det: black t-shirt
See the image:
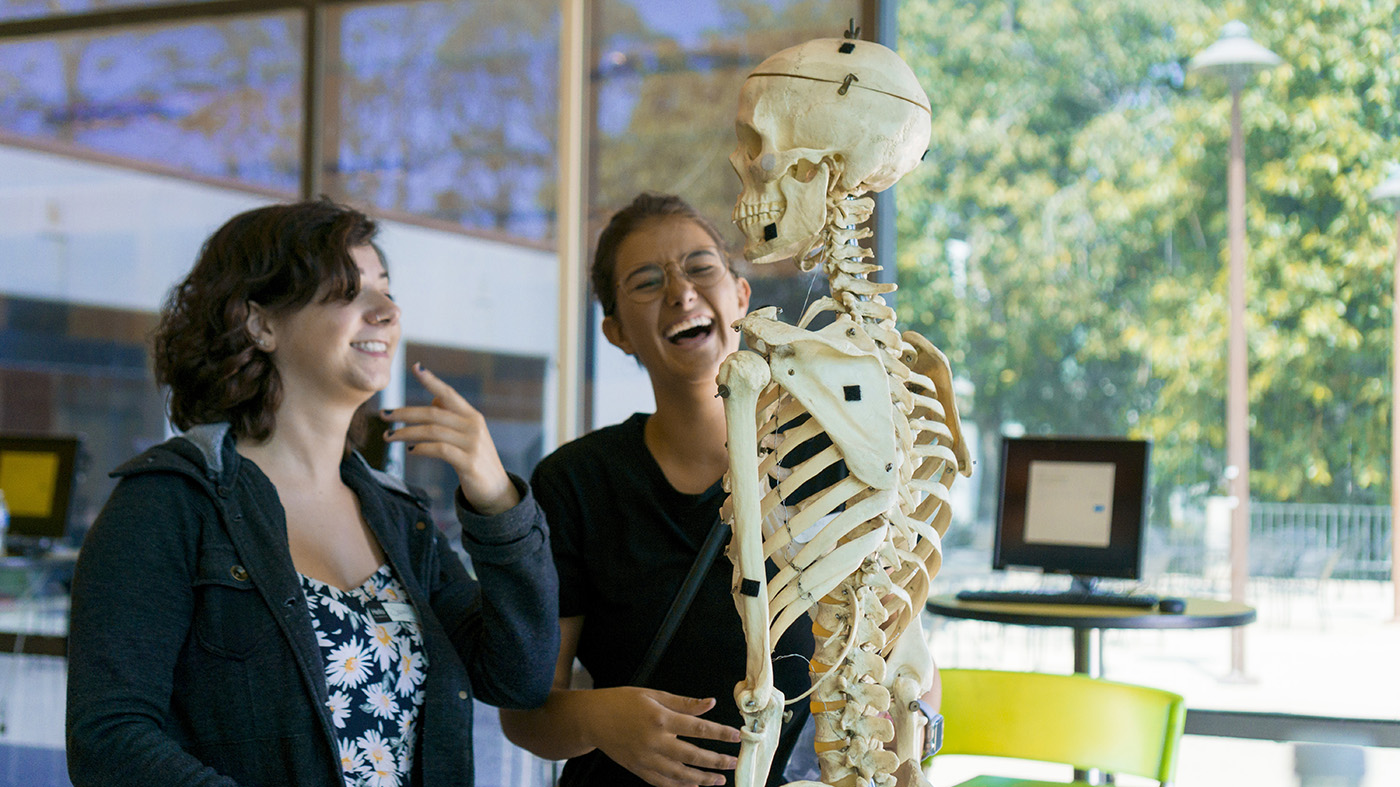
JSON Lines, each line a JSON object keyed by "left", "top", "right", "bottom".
{"left": 531, "top": 413, "right": 815, "bottom": 787}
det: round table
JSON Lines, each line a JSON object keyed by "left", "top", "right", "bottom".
{"left": 925, "top": 594, "right": 1256, "bottom": 677}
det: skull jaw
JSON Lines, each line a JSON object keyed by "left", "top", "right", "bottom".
{"left": 738, "top": 160, "right": 831, "bottom": 266}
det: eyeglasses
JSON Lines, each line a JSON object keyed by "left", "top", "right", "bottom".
{"left": 616, "top": 249, "right": 729, "bottom": 304}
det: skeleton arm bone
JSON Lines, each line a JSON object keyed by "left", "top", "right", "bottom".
{"left": 886, "top": 620, "right": 933, "bottom": 765}
{"left": 903, "top": 332, "right": 972, "bottom": 476}
{"left": 718, "top": 350, "right": 776, "bottom": 714}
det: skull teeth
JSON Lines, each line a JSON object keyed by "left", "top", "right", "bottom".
{"left": 734, "top": 201, "right": 782, "bottom": 233}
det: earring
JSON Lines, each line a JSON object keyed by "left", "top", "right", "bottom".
{"left": 255, "top": 338, "right": 268, "bottom": 349}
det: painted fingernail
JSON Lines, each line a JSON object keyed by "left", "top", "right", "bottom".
{"left": 380, "top": 409, "right": 393, "bottom": 417}
{"left": 383, "top": 429, "right": 394, "bottom": 439}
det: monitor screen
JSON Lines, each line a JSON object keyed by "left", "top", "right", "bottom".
{"left": 0, "top": 434, "right": 80, "bottom": 545}
{"left": 993, "top": 435, "right": 1150, "bottom": 585}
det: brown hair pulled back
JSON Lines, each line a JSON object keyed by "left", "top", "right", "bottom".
{"left": 153, "top": 198, "right": 378, "bottom": 440}
{"left": 591, "top": 192, "right": 732, "bottom": 317}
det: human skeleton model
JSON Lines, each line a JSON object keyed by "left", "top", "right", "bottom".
{"left": 716, "top": 37, "right": 971, "bottom": 787}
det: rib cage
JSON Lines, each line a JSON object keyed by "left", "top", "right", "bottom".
{"left": 737, "top": 334, "right": 964, "bottom": 662}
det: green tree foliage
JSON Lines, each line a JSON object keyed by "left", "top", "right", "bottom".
{"left": 896, "top": 0, "right": 1400, "bottom": 514}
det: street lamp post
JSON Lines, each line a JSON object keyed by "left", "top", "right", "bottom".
{"left": 1372, "top": 163, "right": 1400, "bottom": 622}
{"left": 1189, "top": 21, "right": 1280, "bottom": 678}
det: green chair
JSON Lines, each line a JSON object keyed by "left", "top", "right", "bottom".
{"left": 934, "top": 668, "right": 1186, "bottom": 787}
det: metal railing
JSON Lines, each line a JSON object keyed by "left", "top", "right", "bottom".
{"left": 1151, "top": 502, "right": 1393, "bottom": 582}
{"left": 1249, "top": 502, "right": 1391, "bottom": 580}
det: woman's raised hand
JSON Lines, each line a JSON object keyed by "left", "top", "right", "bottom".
{"left": 382, "top": 363, "right": 520, "bottom": 515}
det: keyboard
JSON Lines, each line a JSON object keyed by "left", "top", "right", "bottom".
{"left": 955, "top": 589, "right": 1158, "bottom": 608}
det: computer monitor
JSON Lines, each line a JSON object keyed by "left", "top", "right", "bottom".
{"left": 0, "top": 434, "right": 80, "bottom": 549}
{"left": 993, "top": 435, "right": 1151, "bottom": 593}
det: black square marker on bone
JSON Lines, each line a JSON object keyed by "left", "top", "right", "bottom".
{"left": 839, "top": 42, "right": 855, "bottom": 54}
{"left": 740, "top": 578, "right": 761, "bottom": 597}
{"left": 844, "top": 385, "right": 861, "bottom": 402}
{"left": 763, "top": 223, "right": 778, "bottom": 241}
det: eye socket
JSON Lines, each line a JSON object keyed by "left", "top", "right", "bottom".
{"left": 735, "top": 121, "right": 763, "bottom": 159}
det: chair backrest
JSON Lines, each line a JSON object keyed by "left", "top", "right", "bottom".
{"left": 938, "top": 668, "right": 1186, "bottom": 784}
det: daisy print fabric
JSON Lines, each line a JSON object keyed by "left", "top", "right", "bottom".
{"left": 301, "top": 564, "right": 428, "bottom": 787}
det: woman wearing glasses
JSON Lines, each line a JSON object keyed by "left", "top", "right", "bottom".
{"left": 500, "top": 193, "right": 815, "bottom": 787}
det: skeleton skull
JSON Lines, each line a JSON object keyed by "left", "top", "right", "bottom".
{"left": 730, "top": 38, "right": 932, "bottom": 265}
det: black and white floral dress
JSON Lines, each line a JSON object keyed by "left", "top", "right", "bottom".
{"left": 301, "top": 564, "right": 429, "bottom": 787}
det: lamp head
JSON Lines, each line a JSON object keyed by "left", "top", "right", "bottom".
{"left": 1188, "top": 20, "right": 1281, "bottom": 91}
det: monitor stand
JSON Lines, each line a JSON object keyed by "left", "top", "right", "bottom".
{"left": 1067, "top": 575, "right": 1155, "bottom": 605}
{"left": 1068, "top": 575, "right": 1100, "bottom": 595}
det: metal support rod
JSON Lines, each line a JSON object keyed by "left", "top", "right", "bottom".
{"left": 1393, "top": 210, "right": 1400, "bottom": 622}
{"left": 1071, "top": 627, "right": 1107, "bottom": 784}
{"left": 1227, "top": 85, "right": 1250, "bottom": 677}
{"left": 1072, "top": 627, "right": 1102, "bottom": 678}
{"left": 299, "top": 3, "right": 325, "bottom": 200}
{"left": 869, "top": 0, "right": 897, "bottom": 308}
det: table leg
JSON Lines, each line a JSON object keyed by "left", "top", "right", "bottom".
{"left": 1072, "top": 627, "right": 1108, "bottom": 784}
{"left": 1072, "top": 627, "right": 1103, "bottom": 678}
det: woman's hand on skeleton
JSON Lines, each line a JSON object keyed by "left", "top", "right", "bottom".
{"left": 587, "top": 686, "right": 741, "bottom": 787}
{"left": 381, "top": 363, "right": 520, "bottom": 515}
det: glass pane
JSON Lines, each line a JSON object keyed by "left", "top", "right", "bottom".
{"left": 899, "top": 0, "right": 1400, "bottom": 738}
{"left": 585, "top": 0, "right": 864, "bottom": 427}
{"left": 397, "top": 344, "right": 547, "bottom": 534}
{"left": 328, "top": 1, "right": 558, "bottom": 241}
{"left": 0, "top": 13, "right": 302, "bottom": 194}
{"left": 590, "top": 0, "right": 862, "bottom": 235}
{"left": 0, "top": 0, "right": 222, "bottom": 22}
{"left": 0, "top": 296, "right": 166, "bottom": 544}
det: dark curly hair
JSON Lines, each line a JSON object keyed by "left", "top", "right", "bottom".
{"left": 591, "top": 192, "right": 733, "bottom": 317}
{"left": 153, "top": 198, "right": 379, "bottom": 440}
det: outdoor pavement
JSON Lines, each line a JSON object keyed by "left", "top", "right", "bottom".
{"left": 925, "top": 573, "right": 1400, "bottom": 787}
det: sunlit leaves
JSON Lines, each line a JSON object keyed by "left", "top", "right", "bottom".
{"left": 897, "top": 0, "right": 1400, "bottom": 509}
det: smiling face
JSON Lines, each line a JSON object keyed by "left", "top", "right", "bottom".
{"left": 601, "top": 216, "right": 751, "bottom": 392}
{"left": 251, "top": 244, "right": 401, "bottom": 411}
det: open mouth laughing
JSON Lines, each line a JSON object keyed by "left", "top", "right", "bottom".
{"left": 664, "top": 316, "right": 715, "bottom": 344}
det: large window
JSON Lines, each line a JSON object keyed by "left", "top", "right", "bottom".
{"left": 897, "top": 1, "right": 1400, "bottom": 784}
{"left": 0, "top": 13, "right": 304, "bottom": 194}
{"left": 16, "top": 0, "right": 1389, "bottom": 784}
{"left": 327, "top": 2, "right": 558, "bottom": 241}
